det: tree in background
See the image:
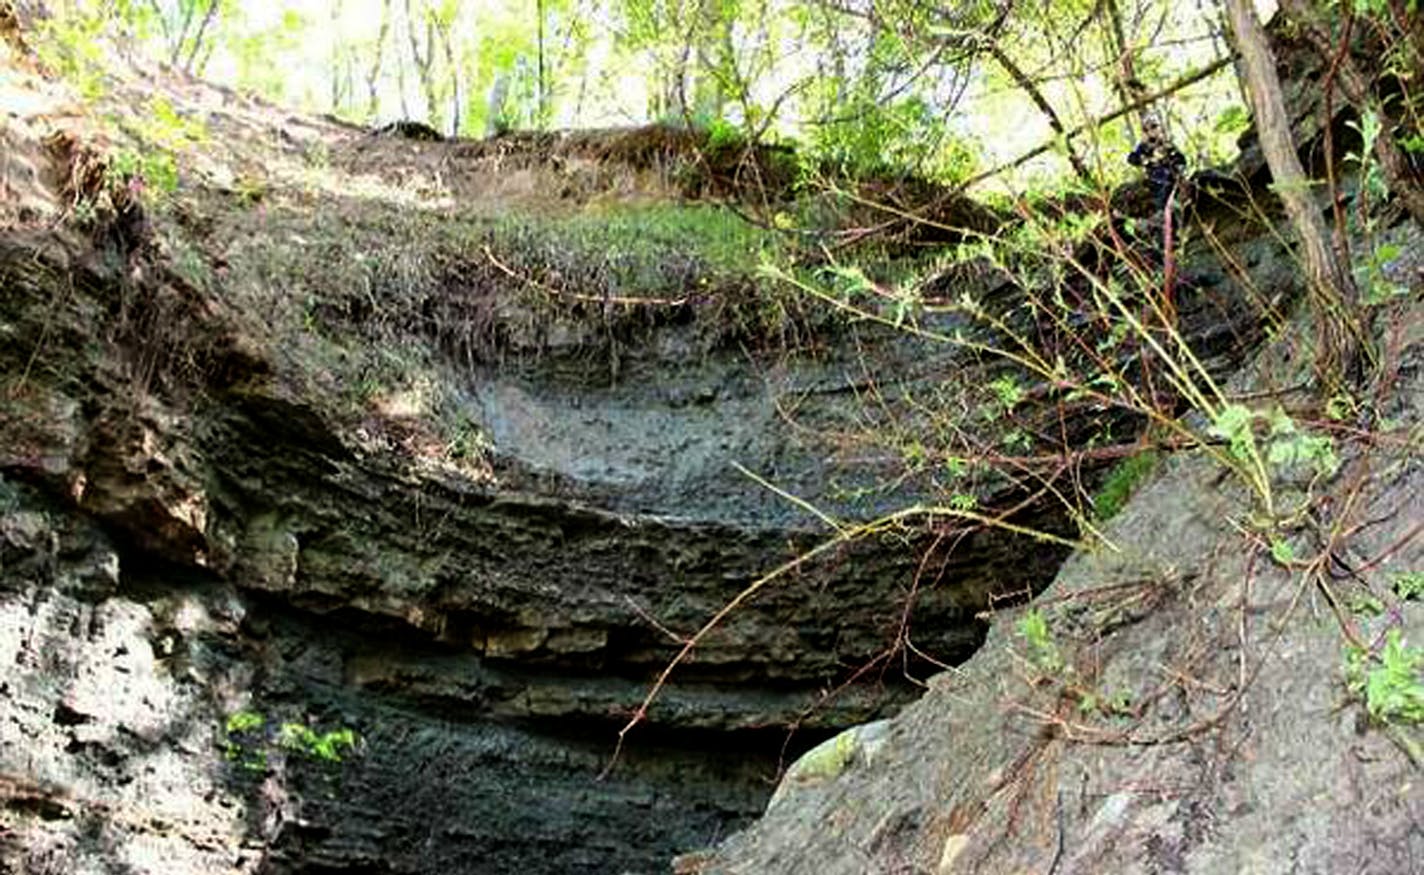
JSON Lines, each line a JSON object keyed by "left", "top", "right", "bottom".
{"left": 147, "top": 0, "right": 226, "bottom": 72}
{"left": 1223, "top": 0, "right": 1361, "bottom": 388}
{"left": 21, "top": 0, "right": 1419, "bottom": 243}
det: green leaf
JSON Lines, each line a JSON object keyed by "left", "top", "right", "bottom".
{"left": 1347, "top": 594, "right": 1385, "bottom": 617}
{"left": 1374, "top": 243, "right": 1401, "bottom": 263}
{"left": 225, "top": 710, "right": 264, "bottom": 734}
{"left": 1364, "top": 631, "right": 1424, "bottom": 725}
{"left": 1394, "top": 572, "right": 1424, "bottom": 601}
{"left": 1269, "top": 538, "right": 1295, "bottom": 566}
{"left": 989, "top": 375, "right": 1025, "bottom": 411}
{"left": 1209, "top": 404, "right": 1257, "bottom": 461}
{"left": 1267, "top": 431, "right": 1339, "bottom": 478}
{"left": 949, "top": 492, "right": 977, "bottom": 512}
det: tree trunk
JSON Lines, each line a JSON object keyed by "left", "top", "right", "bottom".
{"left": 486, "top": 70, "right": 508, "bottom": 135}
{"left": 366, "top": 0, "right": 391, "bottom": 119}
{"left": 536, "top": 0, "right": 547, "bottom": 125}
{"left": 436, "top": 16, "right": 459, "bottom": 135}
{"left": 419, "top": 15, "right": 440, "bottom": 128}
{"left": 329, "top": 0, "right": 344, "bottom": 112}
{"left": 1099, "top": 0, "right": 1141, "bottom": 140}
{"left": 168, "top": 0, "right": 196, "bottom": 67}
{"left": 1223, "top": 0, "right": 1360, "bottom": 389}
{"left": 180, "top": 0, "right": 219, "bottom": 72}
{"left": 404, "top": 0, "right": 441, "bottom": 129}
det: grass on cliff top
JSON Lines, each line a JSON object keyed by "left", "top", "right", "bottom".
{"left": 550, "top": 202, "right": 778, "bottom": 276}
{"left": 208, "top": 195, "right": 810, "bottom": 354}
{"left": 49, "top": 57, "right": 938, "bottom": 366}
{"left": 43, "top": 67, "right": 944, "bottom": 467}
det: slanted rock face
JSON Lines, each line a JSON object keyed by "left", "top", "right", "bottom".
{"left": 0, "top": 225, "right": 1036, "bottom": 872}
{"left": 0, "top": 269, "right": 1071, "bottom": 871}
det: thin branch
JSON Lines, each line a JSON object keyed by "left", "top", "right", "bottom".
{"left": 603, "top": 505, "right": 1087, "bottom": 776}
{"left": 181, "top": 0, "right": 220, "bottom": 73}
{"left": 960, "top": 55, "right": 1233, "bottom": 191}
{"left": 985, "top": 41, "right": 1094, "bottom": 186}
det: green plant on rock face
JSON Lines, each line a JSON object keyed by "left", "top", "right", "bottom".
{"left": 1092, "top": 451, "right": 1159, "bottom": 522}
{"left": 1209, "top": 403, "right": 1267, "bottom": 467}
{"left": 223, "top": 709, "right": 268, "bottom": 772}
{"left": 1264, "top": 410, "right": 1339, "bottom": 478}
{"left": 1269, "top": 537, "right": 1298, "bottom": 567}
{"left": 1394, "top": 572, "right": 1424, "bottom": 601}
{"left": 135, "top": 96, "right": 209, "bottom": 149}
{"left": 1206, "top": 404, "right": 1339, "bottom": 522}
{"left": 445, "top": 415, "right": 493, "bottom": 464}
{"left": 225, "top": 710, "right": 264, "bottom": 734}
{"left": 1339, "top": 108, "right": 1413, "bottom": 307}
{"left": 988, "top": 375, "right": 1025, "bottom": 413}
{"left": 1014, "top": 607, "right": 1138, "bottom": 721}
{"left": 1344, "top": 629, "right": 1424, "bottom": 727}
{"left": 1076, "top": 687, "right": 1134, "bottom": 718}
{"left": 1360, "top": 242, "right": 1410, "bottom": 305}
{"left": 222, "top": 710, "right": 359, "bottom": 769}
{"left": 278, "top": 723, "right": 358, "bottom": 763}
{"left": 107, "top": 148, "right": 179, "bottom": 198}
{"left": 1345, "top": 110, "right": 1389, "bottom": 204}
{"left": 1017, "top": 608, "right": 1063, "bottom": 675}
{"left": 1346, "top": 591, "right": 1385, "bottom": 617}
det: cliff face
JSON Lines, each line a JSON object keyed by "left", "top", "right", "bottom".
{"left": 0, "top": 52, "right": 1068, "bottom": 873}
{"left": 0, "top": 20, "right": 1388, "bottom": 875}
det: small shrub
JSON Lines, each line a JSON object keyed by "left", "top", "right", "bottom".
{"left": 704, "top": 117, "right": 744, "bottom": 154}
{"left": 278, "top": 723, "right": 359, "bottom": 762}
{"left": 1393, "top": 572, "right": 1423, "bottom": 601}
{"left": 1344, "top": 629, "right": 1424, "bottom": 727}
{"left": 1017, "top": 608, "right": 1063, "bottom": 675}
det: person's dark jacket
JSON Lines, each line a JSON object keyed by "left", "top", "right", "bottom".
{"left": 1128, "top": 138, "right": 1186, "bottom": 209}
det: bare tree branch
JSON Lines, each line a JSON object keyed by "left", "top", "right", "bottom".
{"left": 959, "top": 55, "right": 1232, "bottom": 191}
{"left": 984, "top": 41, "right": 1094, "bottom": 186}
